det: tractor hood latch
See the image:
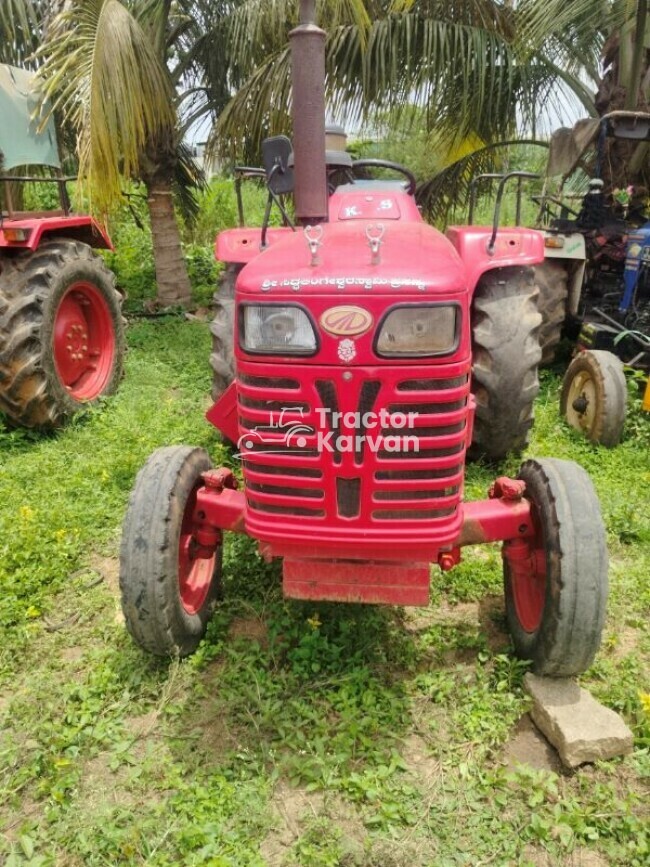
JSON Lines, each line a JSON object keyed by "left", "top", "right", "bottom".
{"left": 304, "top": 224, "right": 323, "bottom": 267}
{"left": 366, "top": 223, "right": 385, "bottom": 265}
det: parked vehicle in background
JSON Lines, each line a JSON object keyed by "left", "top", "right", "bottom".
{"left": 0, "top": 64, "right": 124, "bottom": 430}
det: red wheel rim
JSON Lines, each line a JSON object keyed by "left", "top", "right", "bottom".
{"left": 511, "top": 507, "right": 546, "bottom": 633}
{"left": 178, "top": 484, "right": 218, "bottom": 615}
{"left": 53, "top": 282, "right": 116, "bottom": 400}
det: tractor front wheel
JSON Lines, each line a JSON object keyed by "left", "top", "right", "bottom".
{"left": 119, "top": 446, "right": 222, "bottom": 657}
{"left": 560, "top": 349, "right": 627, "bottom": 447}
{"left": 504, "top": 458, "right": 608, "bottom": 677}
{"left": 0, "top": 239, "right": 124, "bottom": 429}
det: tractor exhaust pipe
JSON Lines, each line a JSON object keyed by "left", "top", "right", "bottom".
{"left": 290, "top": 0, "right": 329, "bottom": 225}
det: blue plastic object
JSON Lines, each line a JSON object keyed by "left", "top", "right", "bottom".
{"left": 621, "top": 221, "right": 650, "bottom": 312}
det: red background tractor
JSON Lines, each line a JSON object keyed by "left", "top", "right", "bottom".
{"left": 0, "top": 64, "right": 124, "bottom": 430}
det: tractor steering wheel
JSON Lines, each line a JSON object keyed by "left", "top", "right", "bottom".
{"left": 352, "top": 159, "right": 417, "bottom": 196}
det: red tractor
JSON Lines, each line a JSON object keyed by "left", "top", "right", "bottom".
{"left": 0, "top": 64, "right": 124, "bottom": 429}
{"left": 119, "top": 3, "right": 608, "bottom": 678}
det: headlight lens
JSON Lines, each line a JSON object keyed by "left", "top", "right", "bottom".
{"left": 241, "top": 305, "right": 317, "bottom": 354}
{"left": 376, "top": 305, "right": 458, "bottom": 357}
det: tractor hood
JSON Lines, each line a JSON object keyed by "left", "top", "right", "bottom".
{"left": 237, "top": 221, "right": 466, "bottom": 297}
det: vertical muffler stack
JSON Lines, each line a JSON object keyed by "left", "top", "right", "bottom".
{"left": 290, "top": 0, "right": 329, "bottom": 225}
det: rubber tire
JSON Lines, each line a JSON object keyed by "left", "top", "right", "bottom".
{"left": 210, "top": 263, "right": 240, "bottom": 402}
{"left": 534, "top": 260, "right": 569, "bottom": 365}
{"left": 560, "top": 350, "right": 627, "bottom": 447}
{"left": 505, "top": 458, "right": 608, "bottom": 677}
{"left": 0, "top": 238, "right": 125, "bottom": 429}
{"left": 470, "top": 267, "right": 542, "bottom": 461}
{"left": 119, "top": 446, "right": 222, "bottom": 657}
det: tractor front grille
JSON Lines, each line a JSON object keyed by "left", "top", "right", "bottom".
{"left": 238, "top": 362, "right": 471, "bottom": 532}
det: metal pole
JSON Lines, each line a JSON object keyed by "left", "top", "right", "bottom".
{"left": 290, "top": 0, "right": 329, "bottom": 225}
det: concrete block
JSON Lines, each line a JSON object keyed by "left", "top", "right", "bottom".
{"left": 523, "top": 673, "right": 634, "bottom": 768}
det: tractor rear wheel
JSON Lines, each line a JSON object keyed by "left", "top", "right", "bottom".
{"left": 119, "top": 446, "right": 222, "bottom": 657}
{"left": 534, "top": 260, "right": 569, "bottom": 365}
{"left": 0, "top": 239, "right": 124, "bottom": 429}
{"left": 210, "top": 264, "right": 240, "bottom": 401}
{"left": 470, "top": 266, "right": 542, "bottom": 461}
{"left": 504, "top": 458, "right": 608, "bottom": 676}
{"left": 560, "top": 350, "right": 627, "bottom": 447}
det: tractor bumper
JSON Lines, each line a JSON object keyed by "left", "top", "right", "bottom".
{"left": 194, "top": 469, "right": 535, "bottom": 607}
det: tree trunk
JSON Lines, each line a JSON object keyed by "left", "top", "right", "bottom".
{"left": 146, "top": 179, "right": 192, "bottom": 306}
{"left": 594, "top": 12, "right": 650, "bottom": 193}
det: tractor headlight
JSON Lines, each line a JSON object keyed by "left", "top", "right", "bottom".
{"left": 240, "top": 305, "right": 318, "bottom": 355}
{"left": 375, "top": 305, "right": 459, "bottom": 357}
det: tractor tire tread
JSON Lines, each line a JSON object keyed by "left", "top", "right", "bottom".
{"left": 534, "top": 260, "right": 569, "bottom": 365}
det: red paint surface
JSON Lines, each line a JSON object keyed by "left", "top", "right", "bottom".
{"left": 215, "top": 227, "right": 294, "bottom": 264}
{"left": 53, "top": 281, "right": 116, "bottom": 400}
{"left": 0, "top": 215, "right": 112, "bottom": 251}
{"left": 445, "top": 225, "right": 545, "bottom": 292}
{"left": 283, "top": 558, "right": 430, "bottom": 605}
{"left": 178, "top": 482, "right": 219, "bottom": 615}
{"left": 237, "top": 220, "right": 465, "bottom": 298}
{"left": 205, "top": 382, "right": 239, "bottom": 442}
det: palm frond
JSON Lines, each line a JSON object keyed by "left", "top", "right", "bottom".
{"left": 417, "top": 139, "right": 549, "bottom": 225}
{"left": 0, "top": 0, "right": 40, "bottom": 65}
{"left": 37, "top": 0, "right": 176, "bottom": 211}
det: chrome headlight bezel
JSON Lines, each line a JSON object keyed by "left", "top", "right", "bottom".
{"left": 239, "top": 303, "right": 319, "bottom": 356}
{"left": 374, "top": 303, "right": 461, "bottom": 358}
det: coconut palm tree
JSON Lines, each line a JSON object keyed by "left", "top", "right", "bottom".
{"left": 37, "top": 0, "right": 206, "bottom": 305}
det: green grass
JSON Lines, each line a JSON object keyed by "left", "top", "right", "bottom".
{"left": 0, "top": 323, "right": 649, "bottom": 866}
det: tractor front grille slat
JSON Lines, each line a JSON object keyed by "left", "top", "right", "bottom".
{"left": 244, "top": 460, "right": 322, "bottom": 479}
{"left": 243, "top": 442, "right": 319, "bottom": 457}
{"left": 374, "top": 486, "right": 459, "bottom": 501}
{"left": 239, "top": 374, "right": 300, "bottom": 390}
{"left": 247, "top": 498, "right": 325, "bottom": 518}
{"left": 377, "top": 443, "right": 464, "bottom": 460}
{"left": 375, "top": 465, "right": 462, "bottom": 481}
{"left": 388, "top": 399, "right": 466, "bottom": 415}
{"left": 248, "top": 482, "right": 323, "bottom": 500}
{"left": 397, "top": 375, "right": 469, "bottom": 391}
{"left": 239, "top": 396, "right": 309, "bottom": 413}
{"left": 380, "top": 422, "right": 465, "bottom": 438}
{"left": 373, "top": 507, "right": 456, "bottom": 521}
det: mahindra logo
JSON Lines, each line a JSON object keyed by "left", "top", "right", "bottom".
{"left": 320, "top": 305, "right": 373, "bottom": 337}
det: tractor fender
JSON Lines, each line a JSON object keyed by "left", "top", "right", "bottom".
{"left": 0, "top": 215, "right": 113, "bottom": 251}
{"left": 446, "top": 225, "right": 545, "bottom": 294}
